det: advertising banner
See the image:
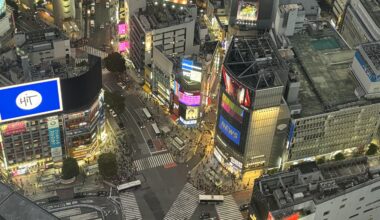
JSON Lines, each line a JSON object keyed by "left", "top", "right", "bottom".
{"left": 237, "top": 0, "right": 259, "bottom": 22}
{"left": 0, "top": 78, "right": 62, "bottom": 123}
{"left": 47, "top": 116, "right": 63, "bottom": 162}
{"left": 218, "top": 115, "right": 241, "bottom": 145}
{"left": 185, "top": 106, "right": 199, "bottom": 120}
{"left": 221, "top": 93, "right": 244, "bottom": 123}
{"left": 0, "top": 121, "right": 26, "bottom": 136}
{"left": 179, "top": 91, "right": 201, "bottom": 106}
{"left": 182, "top": 59, "right": 202, "bottom": 83}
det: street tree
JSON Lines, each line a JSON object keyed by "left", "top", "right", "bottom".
{"left": 366, "top": 143, "right": 378, "bottom": 156}
{"left": 98, "top": 153, "right": 118, "bottom": 179}
{"left": 334, "top": 153, "right": 345, "bottom": 161}
{"left": 62, "top": 157, "right": 80, "bottom": 180}
{"left": 104, "top": 52, "right": 126, "bottom": 73}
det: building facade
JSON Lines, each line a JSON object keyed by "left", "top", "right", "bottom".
{"left": 213, "top": 35, "right": 290, "bottom": 174}
{"left": 249, "top": 158, "right": 380, "bottom": 220}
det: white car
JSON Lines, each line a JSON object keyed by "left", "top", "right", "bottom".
{"left": 100, "top": 24, "right": 104, "bottom": 29}
{"left": 106, "top": 2, "right": 110, "bottom": 8}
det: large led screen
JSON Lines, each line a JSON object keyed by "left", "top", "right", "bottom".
{"left": 222, "top": 67, "right": 252, "bottom": 108}
{"left": 218, "top": 115, "right": 241, "bottom": 145}
{"left": 179, "top": 91, "right": 201, "bottom": 106}
{"left": 0, "top": 78, "right": 63, "bottom": 123}
{"left": 237, "top": 0, "right": 259, "bottom": 22}
{"left": 182, "top": 59, "right": 202, "bottom": 83}
{"left": 221, "top": 93, "right": 244, "bottom": 123}
{"left": 165, "top": 0, "right": 188, "bottom": 4}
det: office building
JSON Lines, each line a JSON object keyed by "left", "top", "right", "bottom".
{"left": 0, "top": 0, "right": 11, "bottom": 38}
{"left": 332, "top": 0, "right": 348, "bottom": 27}
{"left": 274, "top": 4, "right": 305, "bottom": 38}
{"left": 213, "top": 34, "right": 290, "bottom": 174}
{"left": 284, "top": 23, "right": 380, "bottom": 166}
{"left": 351, "top": 42, "right": 380, "bottom": 99}
{"left": 0, "top": 28, "right": 104, "bottom": 176}
{"left": 249, "top": 157, "right": 380, "bottom": 220}
{"left": 129, "top": 2, "right": 199, "bottom": 74}
{"left": 340, "top": 0, "right": 380, "bottom": 47}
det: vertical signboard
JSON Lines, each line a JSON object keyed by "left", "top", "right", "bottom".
{"left": 47, "top": 116, "right": 63, "bottom": 162}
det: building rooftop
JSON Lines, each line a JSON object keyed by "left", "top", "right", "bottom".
{"left": 135, "top": 3, "right": 195, "bottom": 31}
{"left": 360, "top": 0, "right": 380, "bottom": 29}
{"left": 223, "top": 35, "right": 286, "bottom": 90}
{"left": 360, "top": 42, "right": 380, "bottom": 72}
{"left": 252, "top": 157, "right": 380, "bottom": 219}
{"left": 289, "top": 23, "right": 361, "bottom": 117}
{"left": 0, "top": 182, "right": 58, "bottom": 220}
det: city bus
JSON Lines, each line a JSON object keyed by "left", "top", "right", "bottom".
{"left": 199, "top": 195, "right": 224, "bottom": 204}
{"left": 117, "top": 180, "right": 141, "bottom": 192}
{"left": 151, "top": 123, "right": 161, "bottom": 136}
{"left": 142, "top": 108, "right": 152, "bottom": 120}
{"left": 174, "top": 136, "right": 184, "bottom": 147}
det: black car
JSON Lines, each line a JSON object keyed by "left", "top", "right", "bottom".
{"left": 97, "top": 191, "right": 109, "bottom": 197}
{"left": 239, "top": 204, "right": 249, "bottom": 211}
{"left": 200, "top": 212, "right": 210, "bottom": 219}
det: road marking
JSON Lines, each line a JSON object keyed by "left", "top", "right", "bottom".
{"left": 133, "top": 153, "right": 174, "bottom": 171}
{"left": 124, "top": 107, "right": 152, "bottom": 156}
{"left": 215, "top": 195, "right": 243, "bottom": 220}
{"left": 119, "top": 191, "right": 142, "bottom": 220}
{"left": 164, "top": 183, "right": 204, "bottom": 220}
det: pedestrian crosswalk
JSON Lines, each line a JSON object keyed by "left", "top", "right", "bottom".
{"left": 119, "top": 191, "right": 142, "bottom": 220}
{"left": 164, "top": 183, "right": 204, "bottom": 220}
{"left": 134, "top": 153, "right": 174, "bottom": 171}
{"left": 79, "top": 46, "right": 108, "bottom": 59}
{"left": 215, "top": 195, "right": 243, "bottom": 220}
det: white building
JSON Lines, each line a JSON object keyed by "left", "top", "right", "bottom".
{"left": 250, "top": 157, "right": 380, "bottom": 220}
{"left": 274, "top": 4, "right": 305, "bottom": 37}
{"left": 352, "top": 42, "right": 380, "bottom": 98}
{"left": 52, "top": 0, "right": 76, "bottom": 27}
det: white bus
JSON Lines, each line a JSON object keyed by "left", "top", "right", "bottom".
{"left": 117, "top": 180, "right": 141, "bottom": 192}
{"left": 151, "top": 123, "right": 160, "bottom": 136}
{"left": 199, "top": 195, "right": 224, "bottom": 204}
{"left": 174, "top": 136, "right": 184, "bottom": 146}
{"left": 142, "top": 108, "right": 152, "bottom": 120}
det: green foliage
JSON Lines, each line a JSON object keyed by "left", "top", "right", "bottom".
{"left": 104, "top": 91, "right": 125, "bottom": 113}
{"left": 366, "top": 143, "right": 378, "bottom": 156}
{"left": 267, "top": 168, "right": 279, "bottom": 175}
{"left": 316, "top": 157, "right": 326, "bottom": 164}
{"left": 334, "top": 153, "right": 345, "bottom": 161}
{"left": 104, "top": 52, "right": 126, "bottom": 73}
{"left": 62, "top": 157, "right": 79, "bottom": 180}
{"left": 98, "top": 153, "right": 118, "bottom": 179}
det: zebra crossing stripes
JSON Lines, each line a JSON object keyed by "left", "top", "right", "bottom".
{"left": 134, "top": 153, "right": 174, "bottom": 171}
{"left": 164, "top": 183, "right": 205, "bottom": 220}
{"left": 119, "top": 192, "right": 142, "bottom": 220}
{"left": 215, "top": 195, "right": 243, "bottom": 220}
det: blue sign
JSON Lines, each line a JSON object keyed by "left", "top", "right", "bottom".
{"left": 182, "top": 59, "right": 193, "bottom": 71}
{"left": 0, "top": 78, "right": 63, "bottom": 123}
{"left": 48, "top": 127, "right": 61, "bottom": 148}
{"left": 218, "top": 115, "right": 241, "bottom": 145}
{"left": 355, "top": 51, "right": 380, "bottom": 82}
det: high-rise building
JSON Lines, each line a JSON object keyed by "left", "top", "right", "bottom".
{"left": 249, "top": 157, "right": 380, "bottom": 220}
{"left": 129, "top": 3, "right": 199, "bottom": 78}
{"left": 0, "top": 0, "right": 5, "bottom": 17}
{"left": 284, "top": 23, "right": 380, "bottom": 166}
{"left": 0, "top": 0, "right": 11, "bottom": 38}
{"left": 213, "top": 35, "right": 290, "bottom": 174}
{"left": 0, "top": 28, "right": 104, "bottom": 176}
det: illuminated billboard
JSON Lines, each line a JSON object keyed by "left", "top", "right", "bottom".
{"left": 0, "top": 0, "right": 5, "bottom": 17}
{"left": 118, "top": 23, "right": 127, "bottom": 35}
{"left": 47, "top": 116, "right": 63, "bottom": 162}
{"left": 218, "top": 115, "right": 241, "bottom": 145}
{"left": 182, "top": 59, "right": 202, "bottom": 83}
{"left": 237, "top": 0, "right": 259, "bottom": 22}
{"left": 0, "top": 121, "right": 26, "bottom": 136}
{"left": 221, "top": 93, "right": 244, "bottom": 123}
{"left": 0, "top": 78, "right": 63, "bottom": 123}
{"left": 165, "top": 0, "right": 188, "bottom": 5}
{"left": 179, "top": 91, "right": 201, "bottom": 106}
{"left": 185, "top": 106, "right": 199, "bottom": 120}
{"left": 119, "top": 41, "right": 130, "bottom": 52}
{"left": 222, "top": 67, "right": 252, "bottom": 108}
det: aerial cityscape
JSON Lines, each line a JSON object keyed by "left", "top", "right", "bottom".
{"left": 0, "top": 0, "right": 380, "bottom": 220}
